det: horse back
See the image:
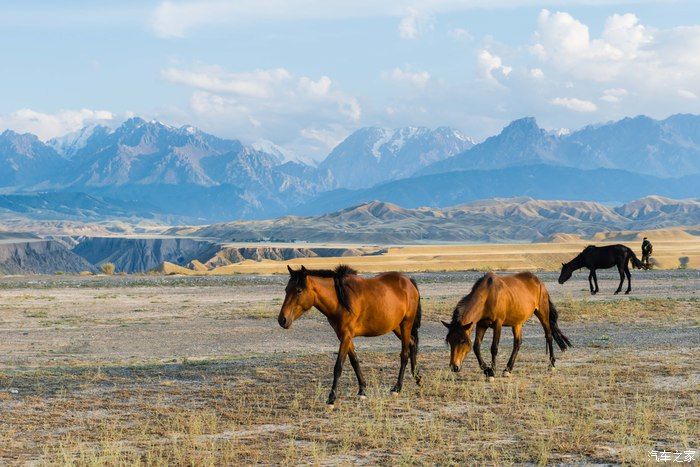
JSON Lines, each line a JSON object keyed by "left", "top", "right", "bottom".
{"left": 585, "top": 244, "right": 629, "bottom": 268}
{"left": 487, "top": 272, "right": 546, "bottom": 322}
{"left": 343, "top": 272, "right": 419, "bottom": 336}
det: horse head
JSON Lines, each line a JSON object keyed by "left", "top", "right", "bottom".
{"left": 442, "top": 320, "right": 473, "bottom": 372}
{"left": 558, "top": 262, "right": 573, "bottom": 284}
{"left": 278, "top": 265, "right": 315, "bottom": 329}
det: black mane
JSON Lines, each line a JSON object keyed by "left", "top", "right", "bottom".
{"left": 450, "top": 274, "right": 489, "bottom": 326}
{"left": 290, "top": 265, "right": 358, "bottom": 312}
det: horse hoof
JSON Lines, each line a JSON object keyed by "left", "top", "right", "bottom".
{"left": 549, "top": 366, "right": 556, "bottom": 372}
{"left": 502, "top": 371, "right": 511, "bottom": 378}
{"left": 326, "top": 403, "right": 335, "bottom": 410}
{"left": 390, "top": 390, "right": 400, "bottom": 397}
{"left": 358, "top": 394, "right": 367, "bottom": 400}
{"left": 486, "top": 376, "right": 495, "bottom": 383}
{"left": 625, "top": 291, "right": 630, "bottom": 295}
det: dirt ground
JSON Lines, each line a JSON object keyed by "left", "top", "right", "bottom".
{"left": 0, "top": 270, "right": 698, "bottom": 464}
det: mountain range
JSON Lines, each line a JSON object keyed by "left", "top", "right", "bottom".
{"left": 173, "top": 196, "right": 700, "bottom": 244}
{"left": 0, "top": 114, "right": 699, "bottom": 222}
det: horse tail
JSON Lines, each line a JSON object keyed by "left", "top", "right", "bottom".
{"left": 548, "top": 298, "right": 572, "bottom": 352}
{"left": 628, "top": 248, "right": 646, "bottom": 270}
{"left": 409, "top": 278, "right": 422, "bottom": 353}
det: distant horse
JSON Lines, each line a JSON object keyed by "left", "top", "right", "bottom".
{"left": 558, "top": 244, "right": 646, "bottom": 295}
{"left": 443, "top": 272, "right": 571, "bottom": 378}
{"left": 278, "top": 265, "right": 422, "bottom": 406}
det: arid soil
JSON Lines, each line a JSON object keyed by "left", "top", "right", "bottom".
{"left": 0, "top": 270, "right": 698, "bottom": 464}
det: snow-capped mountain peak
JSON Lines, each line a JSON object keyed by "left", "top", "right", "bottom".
{"left": 318, "top": 126, "right": 474, "bottom": 188}
{"left": 251, "top": 139, "right": 315, "bottom": 166}
{"left": 48, "top": 124, "right": 113, "bottom": 158}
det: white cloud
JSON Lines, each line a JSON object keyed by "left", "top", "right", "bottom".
{"left": 678, "top": 89, "right": 698, "bottom": 99}
{"left": 448, "top": 27, "right": 473, "bottom": 41}
{"left": 150, "top": 1, "right": 674, "bottom": 38}
{"left": 550, "top": 97, "right": 598, "bottom": 112}
{"left": 160, "top": 64, "right": 361, "bottom": 158}
{"left": 531, "top": 8, "right": 700, "bottom": 91}
{"left": 397, "top": 8, "right": 433, "bottom": 40}
{"left": 298, "top": 76, "right": 332, "bottom": 96}
{"left": 300, "top": 127, "right": 346, "bottom": 150}
{"left": 381, "top": 67, "right": 431, "bottom": 87}
{"left": 530, "top": 68, "right": 544, "bottom": 78}
{"left": 162, "top": 66, "right": 292, "bottom": 98}
{"left": 600, "top": 88, "right": 628, "bottom": 103}
{"left": 477, "top": 50, "right": 512, "bottom": 83}
{"left": 0, "top": 108, "right": 114, "bottom": 140}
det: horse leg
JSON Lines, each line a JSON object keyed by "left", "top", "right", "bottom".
{"left": 503, "top": 325, "right": 523, "bottom": 377}
{"left": 327, "top": 336, "right": 351, "bottom": 405}
{"left": 624, "top": 264, "right": 632, "bottom": 294}
{"left": 614, "top": 263, "right": 624, "bottom": 294}
{"left": 391, "top": 322, "right": 412, "bottom": 394}
{"left": 488, "top": 322, "right": 502, "bottom": 380}
{"left": 592, "top": 270, "right": 599, "bottom": 294}
{"left": 409, "top": 334, "right": 421, "bottom": 386}
{"left": 348, "top": 346, "right": 367, "bottom": 399}
{"left": 473, "top": 323, "right": 489, "bottom": 374}
{"left": 588, "top": 270, "right": 595, "bottom": 294}
{"left": 535, "top": 309, "right": 556, "bottom": 370}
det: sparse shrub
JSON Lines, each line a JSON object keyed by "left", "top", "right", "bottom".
{"left": 79, "top": 270, "right": 93, "bottom": 276}
{"left": 678, "top": 256, "right": 689, "bottom": 269}
{"left": 54, "top": 270, "right": 64, "bottom": 275}
{"left": 100, "top": 263, "right": 116, "bottom": 275}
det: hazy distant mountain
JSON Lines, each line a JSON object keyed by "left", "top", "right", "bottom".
{"left": 420, "top": 118, "right": 557, "bottom": 175}
{"left": 319, "top": 126, "right": 474, "bottom": 189}
{"left": 0, "top": 192, "right": 155, "bottom": 221}
{"left": 296, "top": 165, "right": 700, "bottom": 215}
{"left": 0, "top": 130, "right": 63, "bottom": 189}
{"left": 421, "top": 114, "right": 700, "bottom": 178}
{"left": 559, "top": 114, "right": 700, "bottom": 177}
{"left": 1, "top": 114, "right": 700, "bottom": 221}
{"left": 181, "top": 196, "right": 700, "bottom": 244}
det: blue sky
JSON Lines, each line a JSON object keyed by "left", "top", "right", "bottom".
{"left": 1, "top": 1, "right": 699, "bottom": 159}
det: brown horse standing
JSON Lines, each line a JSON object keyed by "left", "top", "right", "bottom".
{"left": 443, "top": 272, "right": 571, "bottom": 378}
{"left": 278, "top": 265, "right": 422, "bottom": 405}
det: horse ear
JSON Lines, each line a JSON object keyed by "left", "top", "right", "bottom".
{"left": 561, "top": 262, "right": 565, "bottom": 266}
{"left": 300, "top": 265, "right": 307, "bottom": 274}
{"left": 441, "top": 320, "right": 451, "bottom": 328}
{"left": 462, "top": 322, "right": 473, "bottom": 331}
{"left": 287, "top": 265, "right": 294, "bottom": 275}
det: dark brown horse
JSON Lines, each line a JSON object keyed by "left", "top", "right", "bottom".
{"left": 278, "top": 265, "right": 422, "bottom": 406}
{"left": 558, "top": 244, "right": 646, "bottom": 295}
{"left": 443, "top": 272, "right": 571, "bottom": 379}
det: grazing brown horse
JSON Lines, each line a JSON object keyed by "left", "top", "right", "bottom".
{"left": 278, "top": 265, "right": 422, "bottom": 405}
{"left": 443, "top": 272, "right": 571, "bottom": 379}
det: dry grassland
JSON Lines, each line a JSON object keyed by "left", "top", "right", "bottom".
{"left": 196, "top": 236, "right": 700, "bottom": 275}
{"left": 0, "top": 272, "right": 697, "bottom": 465}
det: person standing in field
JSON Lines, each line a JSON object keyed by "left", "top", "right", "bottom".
{"left": 641, "top": 237, "right": 653, "bottom": 268}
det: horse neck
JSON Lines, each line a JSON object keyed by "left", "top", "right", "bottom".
{"left": 307, "top": 276, "right": 341, "bottom": 318}
{"left": 457, "top": 293, "right": 487, "bottom": 327}
{"left": 568, "top": 255, "right": 585, "bottom": 271}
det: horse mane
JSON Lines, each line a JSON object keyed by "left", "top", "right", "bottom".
{"left": 450, "top": 274, "right": 490, "bottom": 325}
{"left": 293, "top": 264, "right": 358, "bottom": 312}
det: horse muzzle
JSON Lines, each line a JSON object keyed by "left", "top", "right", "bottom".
{"left": 278, "top": 315, "right": 291, "bottom": 329}
{"left": 450, "top": 363, "right": 460, "bottom": 373}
